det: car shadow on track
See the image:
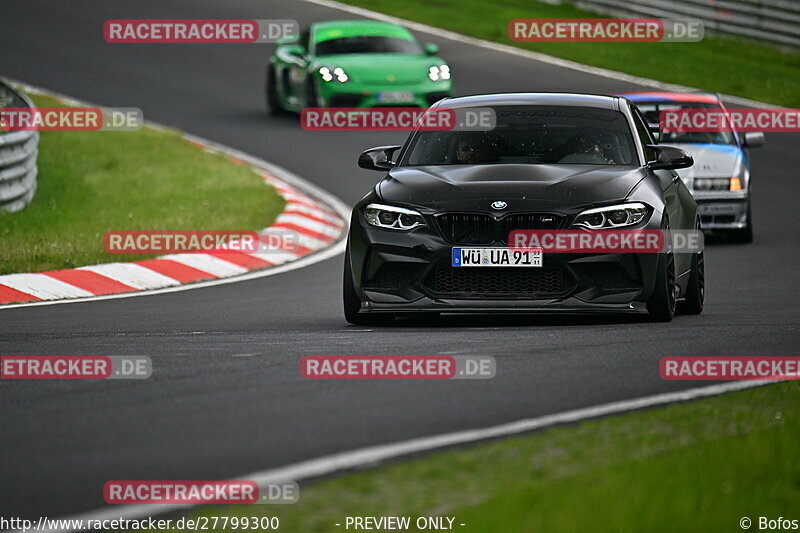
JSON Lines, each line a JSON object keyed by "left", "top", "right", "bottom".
{"left": 350, "top": 312, "right": 653, "bottom": 329}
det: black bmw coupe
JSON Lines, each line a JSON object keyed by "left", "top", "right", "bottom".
{"left": 344, "top": 93, "right": 704, "bottom": 324}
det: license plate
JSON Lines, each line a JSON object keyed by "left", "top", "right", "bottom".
{"left": 699, "top": 202, "right": 741, "bottom": 215}
{"left": 377, "top": 91, "right": 414, "bottom": 103}
{"left": 451, "top": 247, "right": 543, "bottom": 267}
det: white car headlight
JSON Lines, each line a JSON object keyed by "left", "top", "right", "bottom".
{"left": 428, "top": 64, "right": 451, "bottom": 81}
{"left": 319, "top": 66, "right": 349, "bottom": 82}
{"left": 364, "top": 203, "right": 426, "bottom": 231}
{"left": 693, "top": 177, "right": 743, "bottom": 191}
{"left": 572, "top": 202, "right": 650, "bottom": 229}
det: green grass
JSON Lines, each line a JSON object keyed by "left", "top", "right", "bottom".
{"left": 339, "top": 0, "right": 800, "bottom": 106}
{"left": 154, "top": 382, "right": 800, "bottom": 533}
{"left": 0, "top": 95, "right": 284, "bottom": 274}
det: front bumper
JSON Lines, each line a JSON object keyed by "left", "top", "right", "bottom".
{"left": 693, "top": 190, "right": 749, "bottom": 230}
{"left": 363, "top": 297, "right": 648, "bottom": 315}
{"left": 317, "top": 79, "right": 452, "bottom": 108}
{"left": 348, "top": 213, "right": 663, "bottom": 315}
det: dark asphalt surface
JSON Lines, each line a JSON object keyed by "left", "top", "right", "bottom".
{"left": 2, "top": 0, "right": 799, "bottom": 520}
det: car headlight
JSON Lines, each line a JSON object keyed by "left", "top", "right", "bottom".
{"left": 364, "top": 203, "right": 426, "bottom": 231}
{"left": 572, "top": 202, "right": 650, "bottom": 229}
{"left": 428, "top": 64, "right": 451, "bottom": 81}
{"left": 693, "top": 177, "right": 742, "bottom": 191}
{"left": 319, "top": 66, "right": 349, "bottom": 83}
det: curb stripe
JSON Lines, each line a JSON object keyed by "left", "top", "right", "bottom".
{"left": 206, "top": 251, "right": 272, "bottom": 270}
{"left": 44, "top": 269, "right": 135, "bottom": 295}
{"left": 276, "top": 214, "right": 342, "bottom": 236}
{"left": 283, "top": 195, "right": 335, "bottom": 213}
{"left": 77, "top": 264, "right": 182, "bottom": 290}
{"left": 283, "top": 207, "right": 345, "bottom": 227}
{"left": 248, "top": 250, "right": 301, "bottom": 265}
{"left": 134, "top": 259, "right": 217, "bottom": 283}
{"left": 0, "top": 285, "right": 41, "bottom": 304}
{"left": 0, "top": 274, "right": 94, "bottom": 300}
{"left": 160, "top": 254, "right": 248, "bottom": 277}
{"left": 271, "top": 222, "right": 336, "bottom": 244}
{"left": 259, "top": 233, "right": 315, "bottom": 256}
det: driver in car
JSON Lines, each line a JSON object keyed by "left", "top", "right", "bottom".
{"left": 559, "top": 130, "right": 615, "bottom": 164}
{"left": 455, "top": 135, "right": 492, "bottom": 164}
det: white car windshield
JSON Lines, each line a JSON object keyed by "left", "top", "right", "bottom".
{"left": 636, "top": 102, "right": 737, "bottom": 145}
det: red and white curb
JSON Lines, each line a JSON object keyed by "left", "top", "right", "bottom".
{"left": 0, "top": 82, "right": 349, "bottom": 308}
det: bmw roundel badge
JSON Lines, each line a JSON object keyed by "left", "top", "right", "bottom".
{"left": 491, "top": 201, "right": 507, "bottom": 210}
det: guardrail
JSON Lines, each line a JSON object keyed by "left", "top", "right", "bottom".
{"left": 0, "top": 82, "right": 38, "bottom": 212}
{"left": 574, "top": 0, "right": 800, "bottom": 48}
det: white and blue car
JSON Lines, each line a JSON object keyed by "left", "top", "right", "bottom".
{"left": 621, "top": 92, "right": 764, "bottom": 242}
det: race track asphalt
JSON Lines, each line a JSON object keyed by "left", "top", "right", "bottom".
{"left": 1, "top": 0, "right": 799, "bottom": 519}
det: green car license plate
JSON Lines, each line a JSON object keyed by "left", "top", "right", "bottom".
{"left": 377, "top": 91, "right": 415, "bottom": 103}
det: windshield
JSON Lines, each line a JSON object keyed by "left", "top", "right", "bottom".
{"left": 316, "top": 35, "right": 422, "bottom": 55}
{"left": 403, "top": 106, "right": 637, "bottom": 166}
{"left": 635, "top": 102, "right": 737, "bottom": 145}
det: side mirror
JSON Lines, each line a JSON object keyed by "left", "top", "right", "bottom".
{"left": 358, "top": 145, "right": 402, "bottom": 171}
{"left": 276, "top": 35, "right": 299, "bottom": 45}
{"left": 742, "top": 132, "right": 765, "bottom": 148}
{"left": 424, "top": 43, "right": 439, "bottom": 56}
{"left": 648, "top": 122, "right": 663, "bottom": 142}
{"left": 647, "top": 145, "right": 693, "bottom": 170}
{"left": 283, "top": 44, "right": 306, "bottom": 58}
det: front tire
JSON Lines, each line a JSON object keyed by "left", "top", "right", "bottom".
{"left": 306, "top": 77, "right": 322, "bottom": 108}
{"left": 266, "top": 66, "right": 285, "bottom": 115}
{"left": 647, "top": 249, "right": 677, "bottom": 322}
{"left": 677, "top": 247, "right": 704, "bottom": 315}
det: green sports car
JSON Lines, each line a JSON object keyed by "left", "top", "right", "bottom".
{"left": 266, "top": 20, "right": 453, "bottom": 112}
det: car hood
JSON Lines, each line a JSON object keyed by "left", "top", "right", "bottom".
{"left": 312, "top": 53, "right": 437, "bottom": 84}
{"left": 378, "top": 164, "right": 647, "bottom": 212}
{"left": 672, "top": 143, "right": 746, "bottom": 181}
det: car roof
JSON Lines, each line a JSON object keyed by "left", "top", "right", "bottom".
{"left": 619, "top": 91, "right": 720, "bottom": 105}
{"left": 435, "top": 92, "right": 621, "bottom": 110}
{"left": 311, "top": 19, "right": 414, "bottom": 41}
